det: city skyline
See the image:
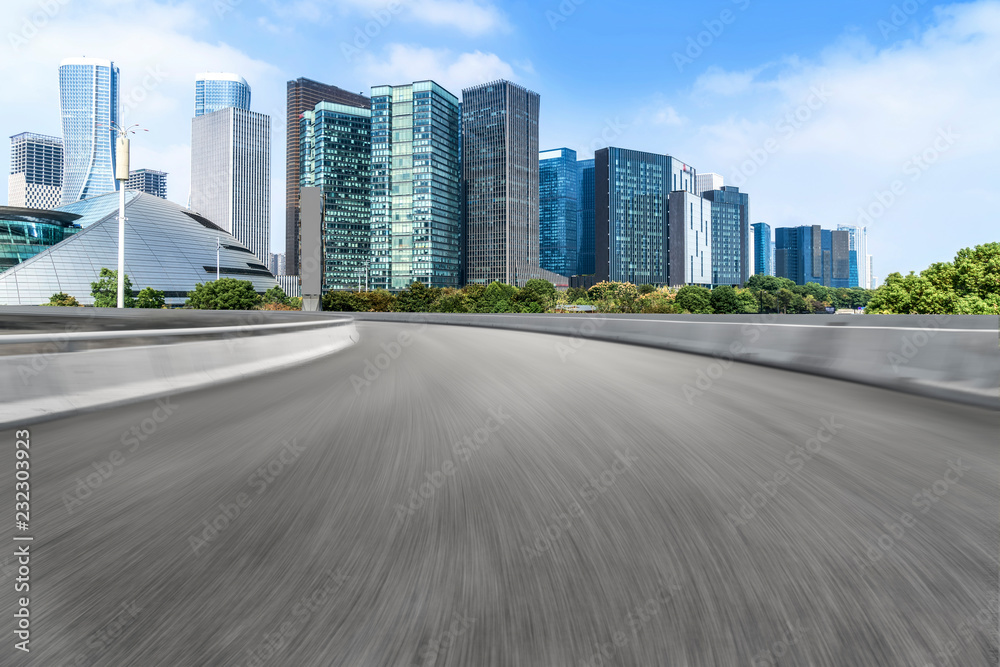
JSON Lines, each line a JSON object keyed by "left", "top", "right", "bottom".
{"left": 0, "top": 0, "right": 995, "bottom": 277}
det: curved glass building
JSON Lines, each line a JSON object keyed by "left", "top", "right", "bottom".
{"left": 59, "top": 57, "right": 119, "bottom": 205}
{"left": 195, "top": 73, "right": 251, "bottom": 116}
{"left": 0, "top": 192, "right": 277, "bottom": 306}
{"left": 0, "top": 207, "right": 81, "bottom": 271}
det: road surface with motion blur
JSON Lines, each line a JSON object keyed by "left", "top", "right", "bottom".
{"left": 3, "top": 321, "right": 997, "bottom": 666}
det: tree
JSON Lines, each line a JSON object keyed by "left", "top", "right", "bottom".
{"left": 186, "top": 278, "right": 262, "bottom": 310}
{"left": 323, "top": 290, "right": 357, "bottom": 312}
{"left": 638, "top": 284, "right": 656, "bottom": 295}
{"left": 515, "top": 279, "right": 557, "bottom": 312}
{"left": 478, "top": 281, "right": 518, "bottom": 313}
{"left": 43, "top": 292, "right": 80, "bottom": 307}
{"left": 394, "top": 281, "right": 441, "bottom": 312}
{"left": 735, "top": 288, "right": 760, "bottom": 314}
{"left": 675, "top": 285, "right": 713, "bottom": 314}
{"left": 566, "top": 286, "right": 589, "bottom": 302}
{"left": 263, "top": 285, "right": 290, "bottom": 306}
{"left": 709, "top": 285, "right": 741, "bottom": 314}
{"left": 744, "top": 274, "right": 783, "bottom": 292}
{"left": 355, "top": 289, "right": 396, "bottom": 312}
{"left": 431, "top": 288, "right": 470, "bottom": 313}
{"left": 135, "top": 287, "right": 166, "bottom": 309}
{"left": 91, "top": 268, "right": 134, "bottom": 308}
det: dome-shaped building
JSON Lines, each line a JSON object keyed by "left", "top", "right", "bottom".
{"left": 0, "top": 191, "right": 278, "bottom": 306}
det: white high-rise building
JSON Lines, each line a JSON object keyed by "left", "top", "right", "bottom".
{"left": 868, "top": 255, "right": 877, "bottom": 290}
{"left": 9, "top": 133, "right": 63, "bottom": 209}
{"left": 59, "top": 57, "right": 119, "bottom": 204}
{"left": 190, "top": 77, "right": 270, "bottom": 265}
{"left": 695, "top": 172, "right": 724, "bottom": 195}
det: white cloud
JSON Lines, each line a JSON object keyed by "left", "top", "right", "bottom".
{"left": 357, "top": 44, "right": 516, "bottom": 94}
{"left": 619, "top": 0, "right": 1000, "bottom": 276}
{"left": 265, "top": 0, "right": 509, "bottom": 36}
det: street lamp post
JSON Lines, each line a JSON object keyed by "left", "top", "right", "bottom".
{"left": 216, "top": 237, "right": 221, "bottom": 281}
{"left": 109, "top": 122, "right": 147, "bottom": 308}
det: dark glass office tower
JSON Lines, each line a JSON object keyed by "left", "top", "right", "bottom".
{"left": 370, "top": 81, "right": 461, "bottom": 290}
{"left": 300, "top": 102, "right": 371, "bottom": 292}
{"left": 577, "top": 158, "right": 595, "bottom": 275}
{"left": 594, "top": 147, "right": 696, "bottom": 285}
{"left": 703, "top": 186, "right": 750, "bottom": 287}
{"left": 285, "top": 78, "right": 369, "bottom": 276}
{"left": 539, "top": 148, "right": 578, "bottom": 277}
{"left": 462, "top": 80, "right": 544, "bottom": 287}
{"left": 775, "top": 225, "right": 850, "bottom": 287}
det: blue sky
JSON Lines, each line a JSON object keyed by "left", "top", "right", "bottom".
{"left": 1, "top": 0, "right": 997, "bottom": 278}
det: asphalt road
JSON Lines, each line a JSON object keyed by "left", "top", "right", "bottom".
{"left": 2, "top": 322, "right": 997, "bottom": 666}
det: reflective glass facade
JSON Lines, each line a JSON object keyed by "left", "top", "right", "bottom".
{"left": 0, "top": 192, "right": 277, "bottom": 306}
{"left": 59, "top": 58, "right": 119, "bottom": 205}
{"left": 751, "top": 222, "right": 773, "bottom": 276}
{"left": 539, "top": 148, "right": 578, "bottom": 277}
{"left": 195, "top": 74, "right": 251, "bottom": 116}
{"left": 463, "top": 80, "right": 553, "bottom": 287}
{"left": 301, "top": 102, "right": 371, "bottom": 292}
{"left": 774, "top": 225, "right": 850, "bottom": 287}
{"left": 703, "top": 186, "right": 750, "bottom": 286}
{"left": 595, "top": 148, "right": 696, "bottom": 285}
{"left": 371, "top": 81, "right": 461, "bottom": 290}
{"left": 0, "top": 209, "right": 80, "bottom": 271}
{"left": 285, "top": 78, "right": 370, "bottom": 276}
{"left": 837, "top": 224, "right": 868, "bottom": 288}
{"left": 577, "top": 158, "right": 595, "bottom": 275}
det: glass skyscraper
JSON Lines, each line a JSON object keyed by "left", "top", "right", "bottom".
{"left": 370, "top": 81, "right": 461, "bottom": 290}
{"left": 750, "top": 222, "right": 773, "bottom": 276}
{"left": 577, "top": 158, "right": 595, "bottom": 276}
{"left": 59, "top": 57, "right": 119, "bottom": 204}
{"left": 195, "top": 73, "right": 251, "bottom": 116}
{"left": 837, "top": 224, "right": 868, "bottom": 288}
{"left": 464, "top": 80, "right": 568, "bottom": 287}
{"left": 703, "top": 186, "right": 750, "bottom": 286}
{"left": 594, "top": 147, "right": 696, "bottom": 285}
{"left": 285, "top": 78, "right": 370, "bottom": 277}
{"left": 190, "top": 74, "right": 271, "bottom": 265}
{"left": 775, "top": 225, "right": 850, "bottom": 287}
{"left": 301, "top": 102, "right": 371, "bottom": 292}
{"left": 539, "top": 148, "right": 578, "bottom": 277}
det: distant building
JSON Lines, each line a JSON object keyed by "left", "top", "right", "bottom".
{"left": 837, "top": 224, "right": 868, "bottom": 288}
{"left": 285, "top": 78, "right": 369, "bottom": 277}
{"left": 59, "top": 57, "right": 119, "bottom": 204}
{"left": 9, "top": 132, "right": 63, "bottom": 209}
{"left": 695, "top": 172, "right": 723, "bottom": 195}
{"left": 301, "top": 101, "right": 371, "bottom": 292}
{"left": 703, "top": 186, "right": 750, "bottom": 286}
{"left": 594, "top": 147, "right": 696, "bottom": 285}
{"left": 463, "top": 80, "right": 565, "bottom": 287}
{"left": 750, "top": 222, "right": 773, "bottom": 276}
{"left": 128, "top": 169, "right": 167, "bottom": 199}
{"left": 539, "top": 148, "right": 578, "bottom": 277}
{"left": 190, "top": 92, "right": 271, "bottom": 264}
{"left": 269, "top": 252, "right": 286, "bottom": 277}
{"left": 0, "top": 192, "right": 276, "bottom": 306}
{"left": 371, "top": 81, "right": 461, "bottom": 290}
{"left": 667, "top": 190, "right": 712, "bottom": 287}
{"left": 868, "top": 255, "right": 877, "bottom": 289}
{"left": 195, "top": 73, "right": 250, "bottom": 116}
{"left": 577, "top": 158, "right": 595, "bottom": 276}
{"left": 775, "top": 225, "right": 850, "bottom": 287}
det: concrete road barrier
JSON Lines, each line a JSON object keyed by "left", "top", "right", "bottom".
{"left": 0, "top": 309, "right": 358, "bottom": 427}
{"left": 345, "top": 312, "right": 999, "bottom": 409}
